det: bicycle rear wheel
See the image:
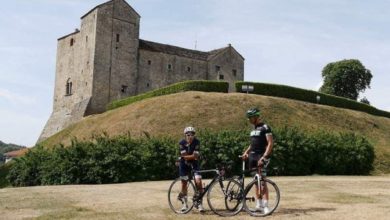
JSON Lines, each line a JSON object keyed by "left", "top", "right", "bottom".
{"left": 244, "top": 178, "right": 280, "bottom": 217}
{"left": 207, "top": 178, "right": 244, "bottom": 216}
{"left": 225, "top": 178, "right": 244, "bottom": 211}
{"left": 168, "top": 178, "right": 196, "bottom": 214}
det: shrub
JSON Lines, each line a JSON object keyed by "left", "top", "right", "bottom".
{"left": 108, "top": 80, "right": 229, "bottom": 110}
{"left": 7, "top": 145, "right": 50, "bottom": 186}
{"left": 235, "top": 81, "right": 390, "bottom": 118}
{"left": 0, "top": 163, "right": 11, "bottom": 188}
{"left": 7, "top": 128, "right": 375, "bottom": 186}
{"left": 271, "top": 127, "right": 374, "bottom": 175}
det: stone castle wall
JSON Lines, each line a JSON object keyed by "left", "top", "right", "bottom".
{"left": 207, "top": 46, "right": 245, "bottom": 92}
{"left": 38, "top": 0, "right": 244, "bottom": 143}
{"left": 137, "top": 49, "right": 208, "bottom": 94}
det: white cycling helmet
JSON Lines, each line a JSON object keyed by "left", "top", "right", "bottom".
{"left": 184, "top": 126, "right": 196, "bottom": 134}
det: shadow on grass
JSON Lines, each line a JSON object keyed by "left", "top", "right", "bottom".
{"left": 173, "top": 207, "right": 336, "bottom": 218}
{"left": 276, "top": 207, "right": 336, "bottom": 216}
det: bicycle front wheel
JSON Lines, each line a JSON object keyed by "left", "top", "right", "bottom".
{"left": 244, "top": 178, "right": 280, "bottom": 217}
{"left": 207, "top": 178, "right": 244, "bottom": 217}
{"left": 168, "top": 178, "right": 196, "bottom": 214}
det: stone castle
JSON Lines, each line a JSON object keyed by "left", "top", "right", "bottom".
{"left": 38, "top": 0, "right": 245, "bottom": 142}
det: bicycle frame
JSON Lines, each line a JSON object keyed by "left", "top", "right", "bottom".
{"left": 236, "top": 157, "right": 269, "bottom": 199}
{"left": 237, "top": 157, "right": 265, "bottom": 185}
{"left": 189, "top": 168, "right": 221, "bottom": 202}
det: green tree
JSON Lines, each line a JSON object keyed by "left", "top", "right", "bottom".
{"left": 319, "top": 59, "right": 372, "bottom": 100}
{"left": 360, "top": 97, "right": 370, "bottom": 105}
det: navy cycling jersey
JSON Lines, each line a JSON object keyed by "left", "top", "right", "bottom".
{"left": 250, "top": 123, "right": 272, "bottom": 155}
{"left": 179, "top": 138, "right": 200, "bottom": 158}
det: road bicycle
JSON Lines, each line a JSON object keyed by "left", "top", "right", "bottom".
{"left": 227, "top": 156, "right": 280, "bottom": 217}
{"left": 168, "top": 159, "right": 244, "bottom": 217}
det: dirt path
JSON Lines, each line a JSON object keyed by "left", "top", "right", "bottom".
{"left": 1, "top": 176, "right": 390, "bottom": 220}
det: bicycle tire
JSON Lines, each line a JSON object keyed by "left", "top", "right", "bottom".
{"left": 168, "top": 178, "right": 196, "bottom": 214}
{"left": 243, "top": 178, "right": 280, "bottom": 217}
{"left": 207, "top": 178, "right": 244, "bottom": 217}
{"left": 225, "top": 177, "right": 244, "bottom": 211}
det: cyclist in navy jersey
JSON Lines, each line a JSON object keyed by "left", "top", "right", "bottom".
{"left": 241, "top": 108, "right": 274, "bottom": 214}
{"left": 178, "top": 126, "right": 204, "bottom": 212}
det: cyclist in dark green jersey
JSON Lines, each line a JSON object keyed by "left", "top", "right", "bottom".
{"left": 241, "top": 108, "right": 274, "bottom": 214}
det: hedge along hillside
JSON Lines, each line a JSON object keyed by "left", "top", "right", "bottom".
{"left": 107, "top": 80, "right": 229, "bottom": 110}
{"left": 7, "top": 128, "right": 374, "bottom": 186}
{"left": 0, "top": 163, "right": 11, "bottom": 188}
{"left": 236, "top": 81, "right": 390, "bottom": 118}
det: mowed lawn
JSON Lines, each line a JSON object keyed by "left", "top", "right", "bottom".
{"left": 1, "top": 176, "right": 390, "bottom": 220}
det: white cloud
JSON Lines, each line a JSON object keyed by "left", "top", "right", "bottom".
{"left": 0, "top": 88, "right": 37, "bottom": 105}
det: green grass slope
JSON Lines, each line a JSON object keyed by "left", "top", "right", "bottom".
{"left": 41, "top": 91, "right": 390, "bottom": 173}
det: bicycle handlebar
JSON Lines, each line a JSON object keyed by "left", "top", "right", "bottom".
{"left": 238, "top": 155, "right": 270, "bottom": 168}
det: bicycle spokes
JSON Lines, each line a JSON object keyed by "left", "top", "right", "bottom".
{"left": 207, "top": 178, "right": 244, "bottom": 217}
{"left": 168, "top": 178, "right": 196, "bottom": 214}
{"left": 244, "top": 178, "right": 280, "bottom": 217}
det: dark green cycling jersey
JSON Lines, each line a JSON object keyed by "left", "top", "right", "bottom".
{"left": 250, "top": 123, "right": 272, "bottom": 155}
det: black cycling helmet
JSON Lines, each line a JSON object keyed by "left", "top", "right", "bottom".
{"left": 246, "top": 108, "right": 260, "bottom": 118}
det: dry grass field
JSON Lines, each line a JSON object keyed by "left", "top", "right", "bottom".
{"left": 41, "top": 92, "right": 390, "bottom": 174}
{"left": 1, "top": 176, "right": 390, "bottom": 220}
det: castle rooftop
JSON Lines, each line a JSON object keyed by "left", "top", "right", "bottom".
{"left": 139, "top": 39, "right": 244, "bottom": 61}
{"left": 80, "top": 0, "right": 140, "bottom": 19}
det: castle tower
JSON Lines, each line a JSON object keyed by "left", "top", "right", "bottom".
{"left": 88, "top": 0, "right": 140, "bottom": 114}
{"left": 38, "top": 0, "right": 140, "bottom": 142}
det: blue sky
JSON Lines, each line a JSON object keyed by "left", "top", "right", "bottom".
{"left": 1, "top": 0, "right": 389, "bottom": 146}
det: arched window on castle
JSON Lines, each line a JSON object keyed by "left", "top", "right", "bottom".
{"left": 70, "top": 38, "right": 75, "bottom": 47}
{"left": 66, "top": 78, "right": 73, "bottom": 96}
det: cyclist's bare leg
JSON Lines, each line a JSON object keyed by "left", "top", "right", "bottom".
{"left": 181, "top": 180, "right": 188, "bottom": 196}
{"left": 195, "top": 176, "right": 204, "bottom": 193}
{"left": 256, "top": 166, "right": 269, "bottom": 202}
{"left": 255, "top": 183, "right": 260, "bottom": 199}
{"left": 255, "top": 166, "right": 262, "bottom": 200}
{"left": 259, "top": 166, "right": 269, "bottom": 209}
{"left": 194, "top": 175, "right": 205, "bottom": 211}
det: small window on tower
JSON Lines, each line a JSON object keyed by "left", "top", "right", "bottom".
{"left": 168, "top": 64, "right": 172, "bottom": 70}
{"left": 147, "top": 83, "right": 150, "bottom": 87}
{"left": 116, "top": 34, "right": 120, "bottom": 42}
{"left": 86, "top": 36, "right": 88, "bottom": 42}
{"left": 121, "top": 85, "right": 128, "bottom": 93}
{"left": 215, "top": 65, "right": 221, "bottom": 72}
{"left": 219, "top": 74, "right": 224, "bottom": 80}
{"left": 232, "top": 69, "right": 237, "bottom": 77}
{"left": 66, "top": 78, "right": 73, "bottom": 95}
{"left": 148, "top": 60, "right": 152, "bottom": 65}
{"left": 187, "top": 67, "right": 191, "bottom": 72}
{"left": 70, "top": 38, "right": 74, "bottom": 46}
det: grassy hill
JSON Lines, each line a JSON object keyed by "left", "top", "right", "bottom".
{"left": 41, "top": 91, "right": 390, "bottom": 174}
